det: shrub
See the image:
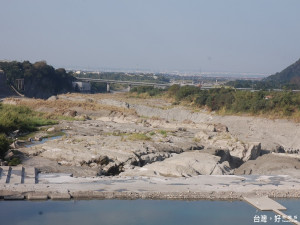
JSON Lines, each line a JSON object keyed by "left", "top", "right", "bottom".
{"left": 175, "top": 85, "right": 200, "bottom": 101}
{"left": 8, "top": 157, "right": 21, "bottom": 166}
{"left": 130, "top": 86, "right": 164, "bottom": 96}
{"left": 0, "top": 134, "right": 10, "bottom": 159}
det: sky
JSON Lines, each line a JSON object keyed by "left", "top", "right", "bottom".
{"left": 1, "top": 0, "right": 300, "bottom": 74}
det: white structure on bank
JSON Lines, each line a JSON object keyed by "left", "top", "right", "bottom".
{"left": 72, "top": 81, "right": 91, "bottom": 93}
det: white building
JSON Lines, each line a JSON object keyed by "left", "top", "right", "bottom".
{"left": 72, "top": 81, "right": 91, "bottom": 93}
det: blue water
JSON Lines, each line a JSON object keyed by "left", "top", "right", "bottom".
{"left": 0, "top": 199, "right": 299, "bottom": 225}
{"left": 25, "top": 136, "right": 62, "bottom": 148}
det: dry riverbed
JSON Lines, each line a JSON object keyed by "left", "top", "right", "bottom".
{"left": 2, "top": 93, "right": 300, "bottom": 199}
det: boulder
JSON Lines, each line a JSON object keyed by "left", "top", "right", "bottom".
{"left": 95, "top": 155, "right": 109, "bottom": 165}
{"left": 230, "top": 142, "right": 261, "bottom": 162}
{"left": 213, "top": 123, "right": 229, "bottom": 132}
{"left": 101, "top": 161, "right": 124, "bottom": 176}
{"left": 34, "top": 136, "right": 42, "bottom": 141}
{"left": 243, "top": 142, "right": 261, "bottom": 161}
{"left": 10, "top": 141, "right": 19, "bottom": 149}
{"left": 47, "top": 127, "right": 55, "bottom": 132}
{"left": 4, "top": 150, "right": 14, "bottom": 160}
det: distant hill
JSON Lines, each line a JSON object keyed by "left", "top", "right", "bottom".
{"left": 0, "top": 61, "right": 74, "bottom": 99}
{"left": 263, "top": 58, "right": 300, "bottom": 89}
{"left": 227, "top": 58, "right": 300, "bottom": 90}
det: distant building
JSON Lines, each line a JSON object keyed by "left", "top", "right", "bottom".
{"left": 72, "top": 81, "right": 91, "bottom": 93}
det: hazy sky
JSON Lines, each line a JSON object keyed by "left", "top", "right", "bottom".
{"left": 1, "top": 0, "right": 300, "bottom": 74}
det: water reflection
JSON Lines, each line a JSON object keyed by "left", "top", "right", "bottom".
{"left": 0, "top": 199, "right": 298, "bottom": 225}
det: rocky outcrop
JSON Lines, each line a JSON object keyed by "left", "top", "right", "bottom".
{"left": 121, "top": 152, "right": 232, "bottom": 177}
{"left": 230, "top": 142, "right": 261, "bottom": 162}
{"left": 273, "top": 145, "right": 285, "bottom": 153}
{"left": 18, "top": 95, "right": 267, "bottom": 178}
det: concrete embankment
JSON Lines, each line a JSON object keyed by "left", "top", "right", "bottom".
{"left": 1, "top": 169, "right": 300, "bottom": 201}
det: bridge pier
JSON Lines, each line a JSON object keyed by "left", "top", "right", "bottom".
{"left": 15, "top": 79, "right": 24, "bottom": 91}
{"left": 106, "top": 83, "right": 110, "bottom": 93}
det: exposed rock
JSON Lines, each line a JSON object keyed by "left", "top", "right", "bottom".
{"left": 243, "top": 143, "right": 261, "bottom": 161}
{"left": 121, "top": 152, "right": 232, "bottom": 177}
{"left": 213, "top": 123, "right": 229, "bottom": 132}
{"left": 13, "top": 130, "right": 20, "bottom": 135}
{"left": 234, "top": 153, "right": 300, "bottom": 176}
{"left": 63, "top": 110, "right": 77, "bottom": 117}
{"left": 34, "top": 136, "right": 42, "bottom": 141}
{"left": 214, "top": 149, "right": 232, "bottom": 164}
{"left": 47, "top": 127, "right": 55, "bottom": 132}
{"left": 95, "top": 156, "right": 109, "bottom": 165}
{"left": 89, "top": 163, "right": 98, "bottom": 168}
{"left": 4, "top": 150, "right": 14, "bottom": 160}
{"left": 273, "top": 145, "right": 285, "bottom": 153}
{"left": 140, "top": 152, "right": 171, "bottom": 165}
{"left": 0, "top": 160, "right": 8, "bottom": 166}
{"left": 10, "top": 141, "right": 19, "bottom": 149}
{"left": 194, "top": 131, "right": 212, "bottom": 140}
{"left": 101, "top": 162, "right": 124, "bottom": 176}
{"left": 230, "top": 142, "right": 261, "bottom": 162}
{"left": 178, "top": 127, "right": 187, "bottom": 132}
{"left": 9, "top": 140, "right": 25, "bottom": 149}
{"left": 47, "top": 96, "right": 58, "bottom": 101}
{"left": 196, "top": 124, "right": 215, "bottom": 132}
{"left": 75, "top": 114, "right": 90, "bottom": 121}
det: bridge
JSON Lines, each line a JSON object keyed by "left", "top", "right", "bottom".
{"left": 75, "top": 77, "right": 171, "bottom": 92}
{"left": 75, "top": 77, "right": 300, "bottom": 93}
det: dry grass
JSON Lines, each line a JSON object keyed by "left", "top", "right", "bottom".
{"left": 5, "top": 95, "right": 136, "bottom": 119}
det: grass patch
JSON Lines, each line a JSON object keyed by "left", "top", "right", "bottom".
{"left": 18, "top": 131, "right": 38, "bottom": 141}
{"left": 149, "top": 131, "right": 156, "bottom": 136}
{"left": 0, "top": 104, "right": 57, "bottom": 134}
{"left": 158, "top": 130, "right": 168, "bottom": 137}
{"left": 104, "top": 132, "right": 127, "bottom": 137}
{"left": 0, "top": 103, "right": 58, "bottom": 160}
{"left": 127, "top": 133, "right": 151, "bottom": 141}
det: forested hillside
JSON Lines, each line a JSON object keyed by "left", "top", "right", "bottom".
{"left": 264, "top": 58, "right": 300, "bottom": 89}
{"left": 0, "top": 61, "right": 74, "bottom": 99}
{"left": 227, "top": 58, "right": 300, "bottom": 90}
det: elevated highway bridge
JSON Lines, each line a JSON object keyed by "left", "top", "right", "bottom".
{"left": 75, "top": 77, "right": 172, "bottom": 92}
{"left": 75, "top": 77, "right": 300, "bottom": 93}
